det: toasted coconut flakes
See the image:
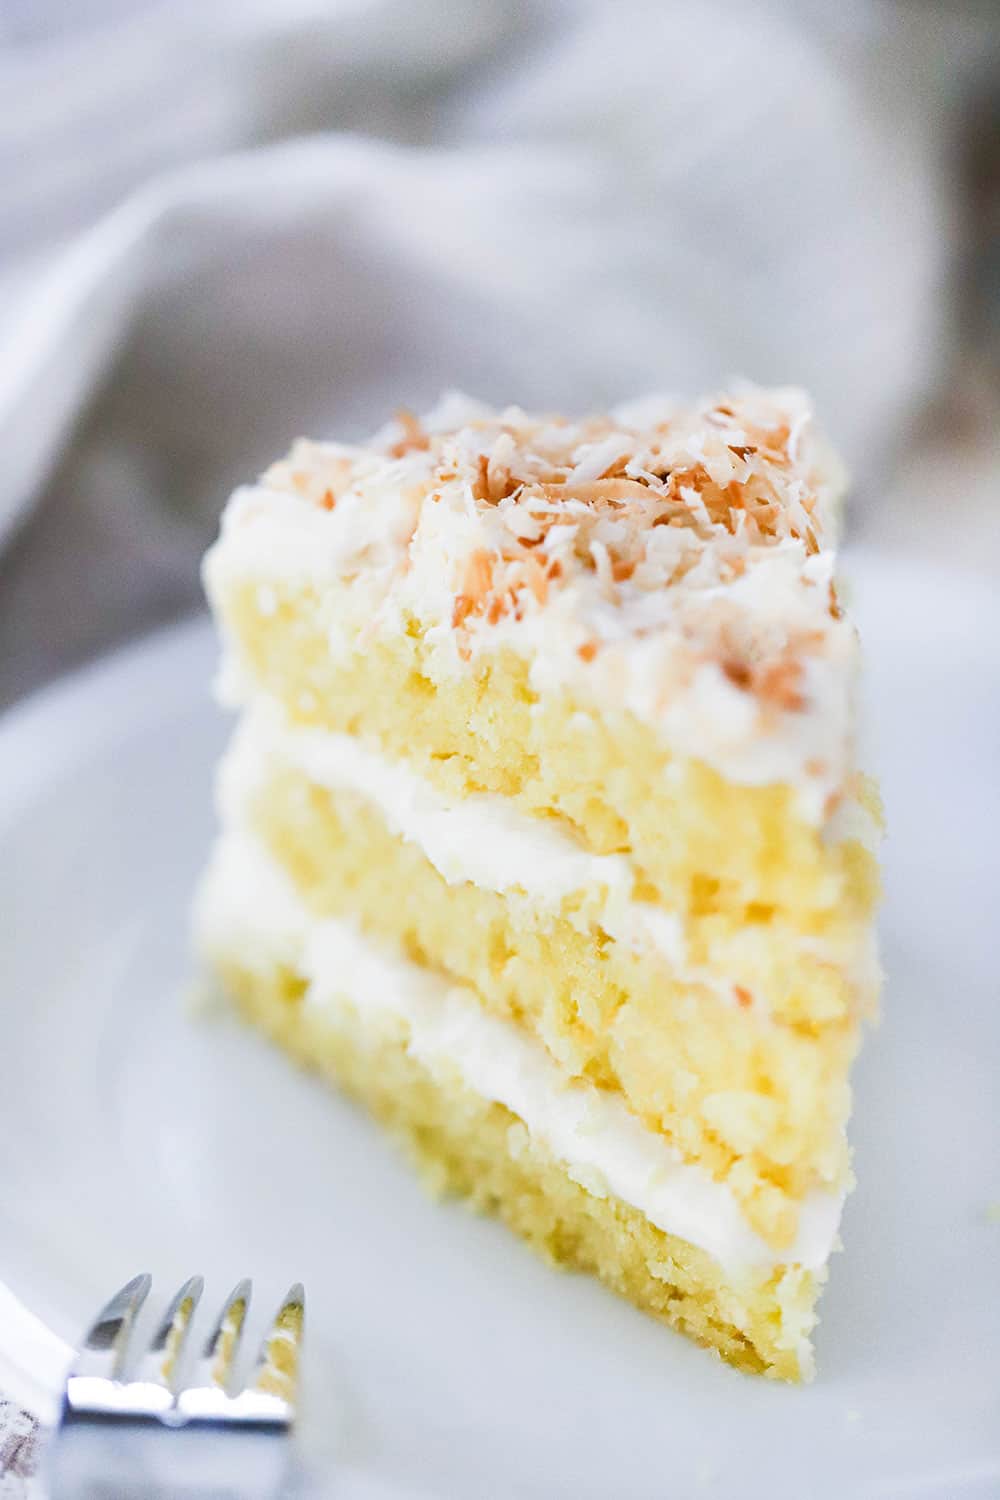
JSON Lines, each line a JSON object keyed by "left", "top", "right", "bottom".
{"left": 568, "top": 435, "right": 631, "bottom": 483}
{"left": 470, "top": 453, "right": 491, "bottom": 503}
{"left": 261, "top": 387, "right": 847, "bottom": 731}
{"left": 462, "top": 547, "right": 494, "bottom": 601}
{"left": 451, "top": 594, "right": 474, "bottom": 628}
{"left": 759, "top": 423, "right": 791, "bottom": 465}
{"left": 757, "top": 659, "right": 806, "bottom": 712}
{"left": 522, "top": 557, "right": 549, "bottom": 605}
{"left": 590, "top": 539, "right": 615, "bottom": 598}
{"left": 723, "top": 659, "right": 753, "bottom": 691}
{"left": 786, "top": 409, "right": 810, "bottom": 463}
{"left": 677, "top": 483, "right": 714, "bottom": 532}
{"left": 534, "top": 478, "right": 657, "bottom": 507}
{"left": 625, "top": 462, "right": 670, "bottom": 486}
{"left": 486, "top": 432, "right": 521, "bottom": 502}
{"left": 388, "top": 408, "right": 430, "bottom": 458}
{"left": 500, "top": 502, "right": 544, "bottom": 544}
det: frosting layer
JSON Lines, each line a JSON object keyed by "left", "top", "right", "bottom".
{"left": 196, "top": 829, "right": 844, "bottom": 1274}
{"left": 217, "top": 699, "right": 878, "bottom": 1016}
{"left": 219, "top": 699, "right": 690, "bottom": 963}
{"left": 203, "top": 386, "right": 858, "bottom": 817}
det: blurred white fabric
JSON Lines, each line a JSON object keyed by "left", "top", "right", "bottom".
{"left": 0, "top": 0, "right": 973, "bottom": 699}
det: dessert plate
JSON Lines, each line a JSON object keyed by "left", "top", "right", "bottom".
{"left": 1, "top": 551, "right": 997, "bottom": 1499}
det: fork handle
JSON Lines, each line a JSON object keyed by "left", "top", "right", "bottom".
{"left": 47, "top": 1419, "right": 293, "bottom": 1499}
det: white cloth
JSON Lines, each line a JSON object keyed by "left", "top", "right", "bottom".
{"left": 0, "top": 0, "right": 954, "bottom": 562}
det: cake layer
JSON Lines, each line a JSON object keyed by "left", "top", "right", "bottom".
{"left": 198, "top": 388, "right": 881, "bottom": 1380}
{"left": 208, "top": 575, "right": 881, "bottom": 951}
{"left": 195, "top": 829, "right": 832, "bottom": 1379}
{"left": 222, "top": 725, "right": 859, "bottom": 1245}
{"left": 221, "top": 698, "right": 878, "bottom": 1022}
{"left": 204, "top": 387, "right": 855, "bottom": 810}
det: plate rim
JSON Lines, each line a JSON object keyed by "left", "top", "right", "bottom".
{"left": 0, "top": 613, "right": 215, "bottom": 1424}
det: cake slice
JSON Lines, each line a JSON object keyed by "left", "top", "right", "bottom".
{"left": 196, "top": 387, "right": 881, "bottom": 1380}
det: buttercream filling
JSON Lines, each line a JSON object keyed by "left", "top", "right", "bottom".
{"left": 219, "top": 700, "right": 875, "bottom": 1014}
{"left": 217, "top": 698, "right": 735, "bottom": 981}
{"left": 197, "top": 828, "right": 844, "bottom": 1275}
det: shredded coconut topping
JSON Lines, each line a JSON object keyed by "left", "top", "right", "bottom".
{"left": 213, "top": 386, "right": 858, "bottom": 816}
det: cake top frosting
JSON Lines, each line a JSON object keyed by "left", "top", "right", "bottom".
{"left": 212, "top": 387, "right": 859, "bottom": 815}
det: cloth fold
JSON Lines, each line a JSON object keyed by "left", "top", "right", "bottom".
{"left": 0, "top": 1, "right": 951, "bottom": 564}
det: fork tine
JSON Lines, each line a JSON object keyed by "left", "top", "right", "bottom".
{"left": 63, "top": 1275, "right": 303, "bottom": 1437}
{"left": 129, "top": 1275, "right": 204, "bottom": 1389}
{"left": 195, "top": 1277, "right": 252, "bottom": 1392}
{"left": 72, "top": 1273, "right": 151, "bottom": 1379}
{"left": 248, "top": 1283, "right": 304, "bottom": 1407}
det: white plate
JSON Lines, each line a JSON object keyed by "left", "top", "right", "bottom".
{"left": 1, "top": 552, "right": 998, "bottom": 1499}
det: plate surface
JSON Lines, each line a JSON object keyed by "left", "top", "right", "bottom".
{"left": 1, "top": 552, "right": 998, "bottom": 1498}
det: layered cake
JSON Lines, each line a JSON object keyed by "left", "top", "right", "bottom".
{"left": 196, "top": 387, "right": 881, "bottom": 1380}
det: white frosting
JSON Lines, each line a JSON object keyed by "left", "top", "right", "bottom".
{"left": 196, "top": 829, "right": 844, "bottom": 1275}
{"left": 224, "top": 701, "right": 635, "bottom": 908}
{"left": 218, "top": 699, "right": 694, "bottom": 958}
{"left": 202, "top": 387, "right": 860, "bottom": 822}
{"left": 217, "top": 699, "right": 878, "bottom": 1014}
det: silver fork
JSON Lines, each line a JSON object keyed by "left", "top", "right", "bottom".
{"left": 47, "top": 1274, "right": 304, "bottom": 1499}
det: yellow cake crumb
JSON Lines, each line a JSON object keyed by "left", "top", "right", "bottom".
{"left": 211, "top": 951, "right": 823, "bottom": 1381}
